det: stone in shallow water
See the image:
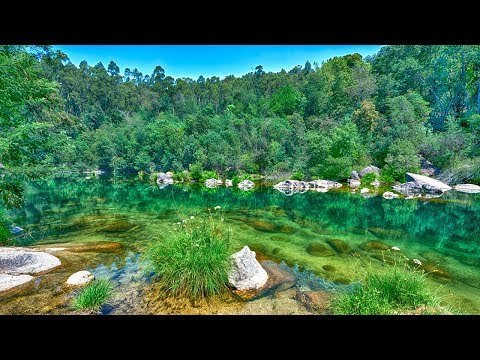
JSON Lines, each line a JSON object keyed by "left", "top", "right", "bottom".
{"left": 0, "top": 273, "right": 34, "bottom": 293}
{"left": 260, "top": 260, "right": 297, "bottom": 293}
{"left": 66, "top": 242, "right": 123, "bottom": 253}
{"left": 0, "top": 248, "right": 61, "bottom": 275}
{"left": 420, "top": 251, "right": 446, "bottom": 265}
{"left": 306, "top": 243, "right": 335, "bottom": 257}
{"left": 228, "top": 246, "right": 268, "bottom": 291}
{"left": 409, "top": 259, "right": 451, "bottom": 280}
{"left": 359, "top": 240, "right": 390, "bottom": 252}
{"left": 100, "top": 220, "right": 135, "bottom": 233}
{"left": 454, "top": 184, "right": 480, "bottom": 194}
{"left": 66, "top": 270, "right": 95, "bottom": 286}
{"left": 326, "top": 238, "right": 351, "bottom": 254}
{"left": 382, "top": 191, "right": 400, "bottom": 199}
{"left": 371, "top": 253, "right": 397, "bottom": 265}
{"left": 322, "top": 264, "right": 336, "bottom": 272}
{"left": 295, "top": 290, "right": 332, "bottom": 313}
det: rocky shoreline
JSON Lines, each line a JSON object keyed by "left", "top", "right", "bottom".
{"left": 152, "top": 166, "right": 479, "bottom": 200}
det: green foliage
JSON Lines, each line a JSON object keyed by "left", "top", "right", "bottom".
{"left": 333, "top": 264, "right": 441, "bottom": 315}
{"left": 0, "top": 220, "right": 12, "bottom": 246}
{"left": 173, "top": 170, "right": 191, "bottom": 182}
{"left": 308, "top": 121, "right": 367, "bottom": 180}
{"left": 270, "top": 85, "right": 305, "bottom": 116}
{"left": 232, "top": 174, "right": 254, "bottom": 186}
{"left": 384, "top": 140, "right": 421, "bottom": 181}
{"left": 291, "top": 171, "right": 304, "bottom": 181}
{"left": 189, "top": 163, "right": 203, "bottom": 181}
{"left": 201, "top": 170, "right": 218, "bottom": 182}
{"left": 144, "top": 211, "right": 232, "bottom": 300}
{"left": 72, "top": 279, "right": 114, "bottom": 311}
{"left": 360, "top": 172, "right": 378, "bottom": 187}
{"left": 3, "top": 44, "right": 480, "bottom": 193}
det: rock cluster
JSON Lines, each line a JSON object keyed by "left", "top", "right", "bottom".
{"left": 392, "top": 173, "right": 451, "bottom": 197}
{"left": 0, "top": 247, "right": 61, "bottom": 293}
{"left": 273, "top": 179, "right": 341, "bottom": 196}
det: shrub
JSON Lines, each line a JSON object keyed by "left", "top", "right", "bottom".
{"left": 291, "top": 171, "right": 304, "bottom": 181}
{"left": 0, "top": 223, "right": 11, "bottom": 246}
{"left": 189, "top": 163, "right": 203, "bottom": 181}
{"left": 333, "top": 264, "right": 442, "bottom": 315}
{"left": 72, "top": 279, "right": 114, "bottom": 311}
{"left": 379, "top": 171, "right": 395, "bottom": 184}
{"left": 173, "top": 170, "right": 191, "bottom": 182}
{"left": 144, "top": 210, "right": 232, "bottom": 300}
{"left": 360, "top": 172, "right": 378, "bottom": 187}
{"left": 232, "top": 174, "right": 253, "bottom": 186}
{"left": 201, "top": 170, "right": 218, "bottom": 182}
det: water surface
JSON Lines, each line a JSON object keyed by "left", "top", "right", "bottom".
{"left": 3, "top": 177, "right": 480, "bottom": 313}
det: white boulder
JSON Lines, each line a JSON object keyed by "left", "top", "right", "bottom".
{"left": 406, "top": 173, "right": 452, "bottom": 192}
{"left": 0, "top": 248, "right": 61, "bottom": 275}
{"left": 0, "top": 273, "right": 34, "bottom": 293}
{"left": 66, "top": 270, "right": 95, "bottom": 286}
{"left": 383, "top": 191, "right": 400, "bottom": 199}
{"left": 454, "top": 184, "right": 480, "bottom": 194}
{"left": 228, "top": 246, "right": 268, "bottom": 290}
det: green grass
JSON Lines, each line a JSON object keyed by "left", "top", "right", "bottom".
{"left": 333, "top": 264, "right": 444, "bottom": 315}
{"left": 72, "top": 279, "right": 114, "bottom": 311}
{"left": 144, "top": 211, "right": 232, "bottom": 300}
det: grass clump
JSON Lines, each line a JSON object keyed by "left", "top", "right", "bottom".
{"left": 333, "top": 264, "right": 443, "bottom": 315}
{"left": 72, "top": 279, "right": 114, "bottom": 311}
{"left": 144, "top": 209, "right": 232, "bottom": 300}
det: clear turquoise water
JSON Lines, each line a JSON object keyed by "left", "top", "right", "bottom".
{"left": 5, "top": 177, "right": 480, "bottom": 313}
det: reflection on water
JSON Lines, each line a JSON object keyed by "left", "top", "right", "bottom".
{"left": 4, "top": 177, "right": 480, "bottom": 313}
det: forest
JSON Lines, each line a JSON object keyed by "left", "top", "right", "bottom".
{"left": 1, "top": 45, "right": 480, "bottom": 208}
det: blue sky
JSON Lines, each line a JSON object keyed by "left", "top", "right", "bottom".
{"left": 54, "top": 45, "right": 383, "bottom": 80}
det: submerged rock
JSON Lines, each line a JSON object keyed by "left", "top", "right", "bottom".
{"left": 359, "top": 240, "right": 390, "bottom": 252}
{"left": 322, "top": 264, "right": 336, "bottom": 272}
{"left": 228, "top": 246, "right": 268, "bottom": 290}
{"left": 295, "top": 290, "right": 332, "bottom": 313}
{"left": 0, "top": 273, "right": 34, "bottom": 293}
{"left": 326, "top": 238, "right": 351, "bottom": 254}
{"left": 409, "top": 259, "right": 451, "bottom": 280}
{"left": 382, "top": 191, "right": 400, "bottom": 199}
{"left": 306, "top": 243, "right": 335, "bottom": 257}
{"left": 101, "top": 220, "right": 135, "bottom": 233}
{"left": 66, "top": 242, "right": 124, "bottom": 253}
{"left": 66, "top": 270, "right": 94, "bottom": 286}
{"left": 454, "top": 184, "right": 480, "bottom": 194}
{"left": 260, "top": 260, "right": 297, "bottom": 292}
{"left": 0, "top": 248, "right": 61, "bottom": 275}
{"left": 238, "top": 179, "right": 254, "bottom": 191}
